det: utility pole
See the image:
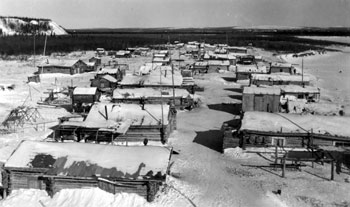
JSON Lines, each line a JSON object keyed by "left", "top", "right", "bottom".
{"left": 302, "top": 58, "right": 304, "bottom": 88}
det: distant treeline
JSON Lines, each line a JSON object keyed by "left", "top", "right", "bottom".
{"left": 1, "top": 32, "right": 349, "bottom": 56}
{"left": 68, "top": 27, "right": 350, "bottom": 36}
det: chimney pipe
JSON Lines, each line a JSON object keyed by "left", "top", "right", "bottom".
{"left": 105, "top": 105, "right": 108, "bottom": 120}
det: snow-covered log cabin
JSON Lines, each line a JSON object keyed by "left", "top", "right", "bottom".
{"left": 4, "top": 141, "right": 172, "bottom": 201}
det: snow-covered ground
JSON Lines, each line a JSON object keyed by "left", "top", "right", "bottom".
{"left": 0, "top": 47, "right": 350, "bottom": 207}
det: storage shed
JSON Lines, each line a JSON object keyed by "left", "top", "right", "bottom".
{"left": 4, "top": 141, "right": 172, "bottom": 202}
{"left": 242, "top": 87, "right": 281, "bottom": 112}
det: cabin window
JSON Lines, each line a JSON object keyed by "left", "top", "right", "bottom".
{"left": 271, "top": 137, "right": 285, "bottom": 147}
{"left": 297, "top": 94, "right": 304, "bottom": 99}
{"left": 280, "top": 69, "right": 283, "bottom": 72}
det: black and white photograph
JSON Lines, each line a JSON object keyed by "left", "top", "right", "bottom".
{"left": 0, "top": 0, "right": 350, "bottom": 206}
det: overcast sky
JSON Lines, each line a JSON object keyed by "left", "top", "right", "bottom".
{"left": 1, "top": 0, "right": 350, "bottom": 29}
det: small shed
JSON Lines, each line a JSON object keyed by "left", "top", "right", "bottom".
{"left": 270, "top": 62, "right": 295, "bottom": 74}
{"left": 242, "top": 87, "right": 281, "bottom": 112}
{"left": 90, "top": 75, "right": 118, "bottom": 91}
{"left": 72, "top": 87, "right": 100, "bottom": 112}
{"left": 4, "top": 141, "right": 172, "bottom": 202}
{"left": 250, "top": 74, "right": 310, "bottom": 86}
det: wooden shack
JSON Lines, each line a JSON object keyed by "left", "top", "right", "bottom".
{"left": 37, "top": 59, "right": 88, "bottom": 75}
{"left": 112, "top": 88, "right": 193, "bottom": 108}
{"left": 56, "top": 103, "right": 176, "bottom": 144}
{"left": 223, "top": 111, "right": 350, "bottom": 149}
{"left": 208, "top": 60, "right": 230, "bottom": 72}
{"left": 4, "top": 141, "right": 172, "bottom": 202}
{"left": 72, "top": 87, "right": 100, "bottom": 112}
{"left": 270, "top": 62, "right": 295, "bottom": 74}
{"left": 90, "top": 75, "right": 118, "bottom": 91}
{"left": 250, "top": 74, "right": 310, "bottom": 86}
{"left": 96, "top": 67, "right": 125, "bottom": 81}
{"left": 242, "top": 87, "right": 281, "bottom": 112}
{"left": 236, "top": 64, "right": 267, "bottom": 80}
{"left": 279, "top": 85, "right": 320, "bottom": 102}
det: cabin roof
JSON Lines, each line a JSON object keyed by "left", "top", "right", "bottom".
{"left": 101, "top": 74, "right": 118, "bottom": 83}
{"left": 243, "top": 87, "right": 281, "bottom": 95}
{"left": 113, "top": 88, "right": 190, "bottom": 99}
{"left": 120, "top": 67, "right": 183, "bottom": 86}
{"left": 207, "top": 60, "right": 230, "bottom": 66}
{"left": 5, "top": 141, "right": 171, "bottom": 179}
{"left": 241, "top": 111, "right": 350, "bottom": 137}
{"left": 37, "top": 59, "right": 82, "bottom": 68}
{"left": 277, "top": 85, "right": 320, "bottom": 94}
{"left": 73, "top": 87, "right": 97, "bottom": 95}
{"left": 270, "top": 62, "right": 293, "bottom": 68}
{"left": 97, "top": 68, "right": 120, "bottom": 75}
{"left": 236, "top": 64, "right": 267, "bottom": 73}
{"left": 86, "top": 103, "right": 170, "bottom": 126}
{"left": 251, "top": 74, "right": 310, "bottom": 82}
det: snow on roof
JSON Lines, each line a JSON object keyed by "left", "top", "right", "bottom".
{"left": 139, "top": 63, "right": 161, "bottom": 75}
{"left": 120, "top": 67, "right": 183, "bottom": 86}
{"left": 86, "top": 103, "right": 170, "bottom": 126}
{"left": 73, "top": 87, "right": 97, "bottom": 95}
{"left": 241, "top": 111, "right": 350, "bottom": 137}
{"left": 5, "top": 141, "right": 171, "bottom": 179}
{"left": 85, "top": 62, "right": 96, "bottom": 67}
{"left": 37, "top": 59, "right": 81, "bottom": 68}
{"left": 194, "top": 61, "right": 208, "bottom": 66}
{"left": 101, "top": 75, "right": 118, "bottom": 83}
{"left": 113, "top": 88, "right": 190, "bottom": 99}
{"left": 224, "top": 46, "right": 247, "bottom": 51}
{"left": 243, "top": 87, "right": 281, "bottom": 95}
{"left": 208, "top": 60, "right": 230, "bottom": 66}
{"left": 152, "top": 57, "right": 171, "bottom": 62}
{"left": 271, "top": 62, "right": 292, "bottom": 68}
{"left": 278, "top": 85, "right": 320, "bottom": 94}
{"left": 154, "top": 53, "right": 166, "bottom": 58}
{"left": 251, "top": 74, "right": 310, "bottom": 82}
{"left": 60, "top": 119, "right": 131, "bottom": 134}
{"left": 97, "top": 68, "right": 120, "bottom": 75}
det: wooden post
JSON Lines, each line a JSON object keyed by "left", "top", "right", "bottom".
{"left": 282, "top": 157, "right": 286, "bottom": 178}
{"left": 331, "top": 160, "right": 334, "bottom": 181}
{"left": 311, "top": 129, "right": 314, "bottom": 168}
{"left": 275, "top": 144, "right": 278, "bottom": 164}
